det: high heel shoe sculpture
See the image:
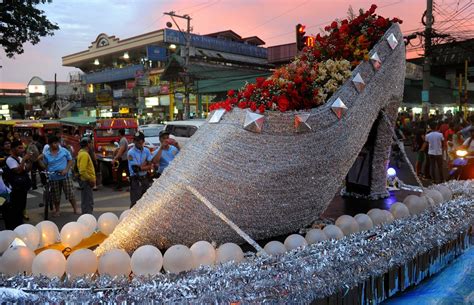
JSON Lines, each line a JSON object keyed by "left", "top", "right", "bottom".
{"left": 96, "top": 10, "right": 405, "bottom": 255}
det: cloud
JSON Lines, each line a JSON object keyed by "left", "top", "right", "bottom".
{"left": 1, "top": 0, "right": 433, "bottom": 84}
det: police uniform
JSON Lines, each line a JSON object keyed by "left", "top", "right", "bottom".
{"left": 128, "top": 132, "right": 152, "bottom": 207}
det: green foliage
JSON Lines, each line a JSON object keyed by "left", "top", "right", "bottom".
{"left": 1, "top": 0, "right": 59, "bottom": 58}
{"left": 11, "top": 102, "right": 25, "bottom": 119}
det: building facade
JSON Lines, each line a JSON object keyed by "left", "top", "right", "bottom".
{"left": 62, "top": 29, "right": 270, "bottom": 121}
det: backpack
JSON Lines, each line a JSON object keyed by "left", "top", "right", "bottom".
{"left": 2, "top": 157, "right": 31, "bottom": 190}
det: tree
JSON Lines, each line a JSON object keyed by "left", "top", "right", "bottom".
{"left": 11, "top": 102, "right": 25, "bottom": 119}
{"left": 1, "top": 0, "right": 59, "bottom": 58}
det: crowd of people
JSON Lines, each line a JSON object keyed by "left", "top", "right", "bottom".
{"left": 0, "top": 128, "right": 180, "bottom": 230}
{"left": 395, "top": 111, "right": 474, "bottom": 183}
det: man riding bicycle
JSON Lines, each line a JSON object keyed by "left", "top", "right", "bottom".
{"left": 38, "top": 135, "right": 80, "bottom": 217}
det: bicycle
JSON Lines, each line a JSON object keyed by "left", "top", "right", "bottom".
{"left": 40, "top": 171, "right": 60, "bottom": 220}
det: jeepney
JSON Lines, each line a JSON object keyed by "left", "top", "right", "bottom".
{"left": 13, "top": 121, "right": 61, "bottom": 138}
{"left": 59, "top": 117, "right": 138, "bottom": 184}
{"left": 0, "top": 120, "right": 27, "bottom": 138}
{"left": 59, "top": 117, "right": 96, "bottom": 156}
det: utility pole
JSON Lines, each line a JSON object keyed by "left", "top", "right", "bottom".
{"left": 464, "top": 60, "right": 469, "bottom": 119}
{"left": 422, "top": 0, "right": 433, "bottom": 119}
{"left": 164, "top": 11, "right": 192, "bottom": 120}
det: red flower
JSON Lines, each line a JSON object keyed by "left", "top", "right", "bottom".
{"left": 238, "top": 101, "right": 247, "bottom": 109}
{"left": 256, "top": 77, "right": 266, "bottom": 87}
{"left": 258, "top": 104, "right": 266, "bottom": 114}
{"left": 369, "top": 4, "right": 377, "bottom": 14}
{"left": 277, "top": 96, "right": 289, "bottom": 112}
{"left": 250, "top": 102, "right": 257, "bottom": 112}
{"left": 227, "top": 89, "right": 235, "bottom": 97}
{"left": 331, "top": 21, "right": 338, "bottom": 29}
{"left": 375, "top": 16, "right": 388, "bottom": 28}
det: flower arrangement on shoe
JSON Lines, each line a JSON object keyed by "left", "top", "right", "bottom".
{"left": 210, "top": 4, "right": 402, "bottom": 113}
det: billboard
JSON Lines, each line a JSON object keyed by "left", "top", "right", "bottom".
{"left": 164, "top": 29, "right": 267, "bottom": 59}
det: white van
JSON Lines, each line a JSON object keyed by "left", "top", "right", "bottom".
{"left": 163, "top": 119, "right": 206, "bottom": 147}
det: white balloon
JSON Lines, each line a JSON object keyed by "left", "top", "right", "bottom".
{"left": 216, "top": 243, "right": 244, "bottom": 264}
{"left": 423, "top": 189, "right": 444, "bottom": 205}
{"left": 305, "top": 229, "right": 328, "bottom": 244}
{"left": 98, "top": 249, "right": 131, "bottom": 277}
{"left": 14, "top": 224, "right": 40, "bottom": 250}
{"left": 420, "top": 195, "right": 436, "bottom": 208}
{"left": 382, "top": 210, "right": 394, "bottom": 224}
{"left": 367, "top": 208, "right": 386, "bottom": 226}
{"left": 403, "top": 195, "right": 427, "bottom": 215}
{"left": 66, "top": 249, "right": 98, "bottom": 279}
{"left": 323, "top": 225, "right": 344, "bottom": 240}
{"left": 32, "top": 249, "right": 66, "bottom": 279}
{"left": 163, "top": 245, "right": 194, "bottom": 274}
{"left": 1, "top": 246, "right": 36, "bottom": 275}
{"left": 190, "top": 241, "right": 215, "bottom": 268}
{"left": 263, "top": 241, "right": 287, "bottom": 256}
{"left": 119, "top": 209, "right": 131, "bottom": 222}
{"left": 435, "top": 185, "right": 453, "bottom": 201}
{"left": 60, "top": 222, "right": 84, "bottom": 248}
{"left": 354, "top": 214, "right": 374, "bottom": 231}
{"left": 335, "top": 215, "right": 360, "bottom": 235}
{"left": 284, "top": 234, "right": 307, "bottom": 251}
{"left": 390, "top": 202, "right": 410, "bottom": 219}
{"left": 131, "top": 245, "right": 163, "bottom": 275}
{"left": 77, "top": 214, "right": 97, "bottom": 237}
{"left": 35, "top": 221, "right": 60, "bottom": 248}
{"left": 0, "top": 230, "right": 18, "bottom": 254}
{"left": 98, "top": 213, "right": 119, "bottom": 236}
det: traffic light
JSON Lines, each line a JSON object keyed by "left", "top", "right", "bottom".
{"left": 296, "top": 24, "right": 306, "bottom": 51}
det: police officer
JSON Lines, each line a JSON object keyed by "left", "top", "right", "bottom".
{"left": 128, "top": 131, "right": 152, "bottom": 207}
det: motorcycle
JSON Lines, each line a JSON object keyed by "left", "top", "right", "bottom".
{"left": 449, "top": 148, "right": 474, "bottom": 180}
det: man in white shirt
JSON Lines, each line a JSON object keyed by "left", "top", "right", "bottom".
{"left": 422, "top": 123, "right": 445, "bottom": 183}
{"left": 4, "top": 141, "right": 32, "bottom": 229}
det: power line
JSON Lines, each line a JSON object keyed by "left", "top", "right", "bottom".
{"left": 239, "top": 0, "right": 311, "bottom": 36}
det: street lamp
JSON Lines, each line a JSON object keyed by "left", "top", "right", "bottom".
{"left": 164, "top": 11, "right": 192, "bottom": 120}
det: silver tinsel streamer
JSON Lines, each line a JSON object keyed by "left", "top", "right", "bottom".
{"left": 1, "top": 181, "right": 472, "bottom": 303}
{"left": 95, "top": 24, "right": 406, "bottom": 254}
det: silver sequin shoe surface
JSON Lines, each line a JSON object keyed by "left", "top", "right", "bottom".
{"left": 96, "top": 24, "right": 405, "bottom": 255}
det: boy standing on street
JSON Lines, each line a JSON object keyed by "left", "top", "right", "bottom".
{"left": 77, "top": 138, "right": 96, "bottom": 214}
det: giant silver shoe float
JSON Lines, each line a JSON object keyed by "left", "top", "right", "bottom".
{"left": 96, "top": 24, "right": 405, "bottom": 255}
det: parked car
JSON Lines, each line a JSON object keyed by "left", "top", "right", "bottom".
{"left": 139, "top": 124, "right": 165, "bottom": 147}
{"left": 163, "top": 120, "right": 206, "bottom": 147}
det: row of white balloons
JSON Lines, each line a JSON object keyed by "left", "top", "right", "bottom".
{"left": 264, "top": 185, "right": 453, "bottom": 254}
{"left": 0, "top": 241, "right": 244, "bottom": 278}
{"left": 0, "top": 185, "right": 453, "bottom": 278}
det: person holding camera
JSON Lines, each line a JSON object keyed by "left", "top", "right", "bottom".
{"left": 113, "top": 128, "right": 129, "bottom": 191}
{"left": 3, "top": 140, "right": 32, "bottom": 229}
{"left": 77, "top": 138, "right": 96, "bottom": 214}
{"left": 128, "top": 131, "right": 152, "bottom": 207}
{"left": 152, "top": 130, "right": 180, "bottom": 178}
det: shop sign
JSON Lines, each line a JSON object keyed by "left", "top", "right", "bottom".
{"left": 113, "top": 89, "right": 123, "bottom": 98}
{"left": 119, "top": 107, "right": 130, "bottom": 114}
{"left": 164, "top": 29, "right": 267, "bottom": 58}
{"left": 126, "top": 81, "right": 136, "bottom": 90}
{"left": 96, "top": 90, "right": 112, "bottom": 102}
{"left": 148, "top": 86, "right": 161, "bottom": 95}
{"left": 146, "top": 45, "right": 168, "bottom": 61}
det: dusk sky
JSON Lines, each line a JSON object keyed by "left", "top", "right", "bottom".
{"left": 0, "top": 0, "right": 444, "bottom": 89}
